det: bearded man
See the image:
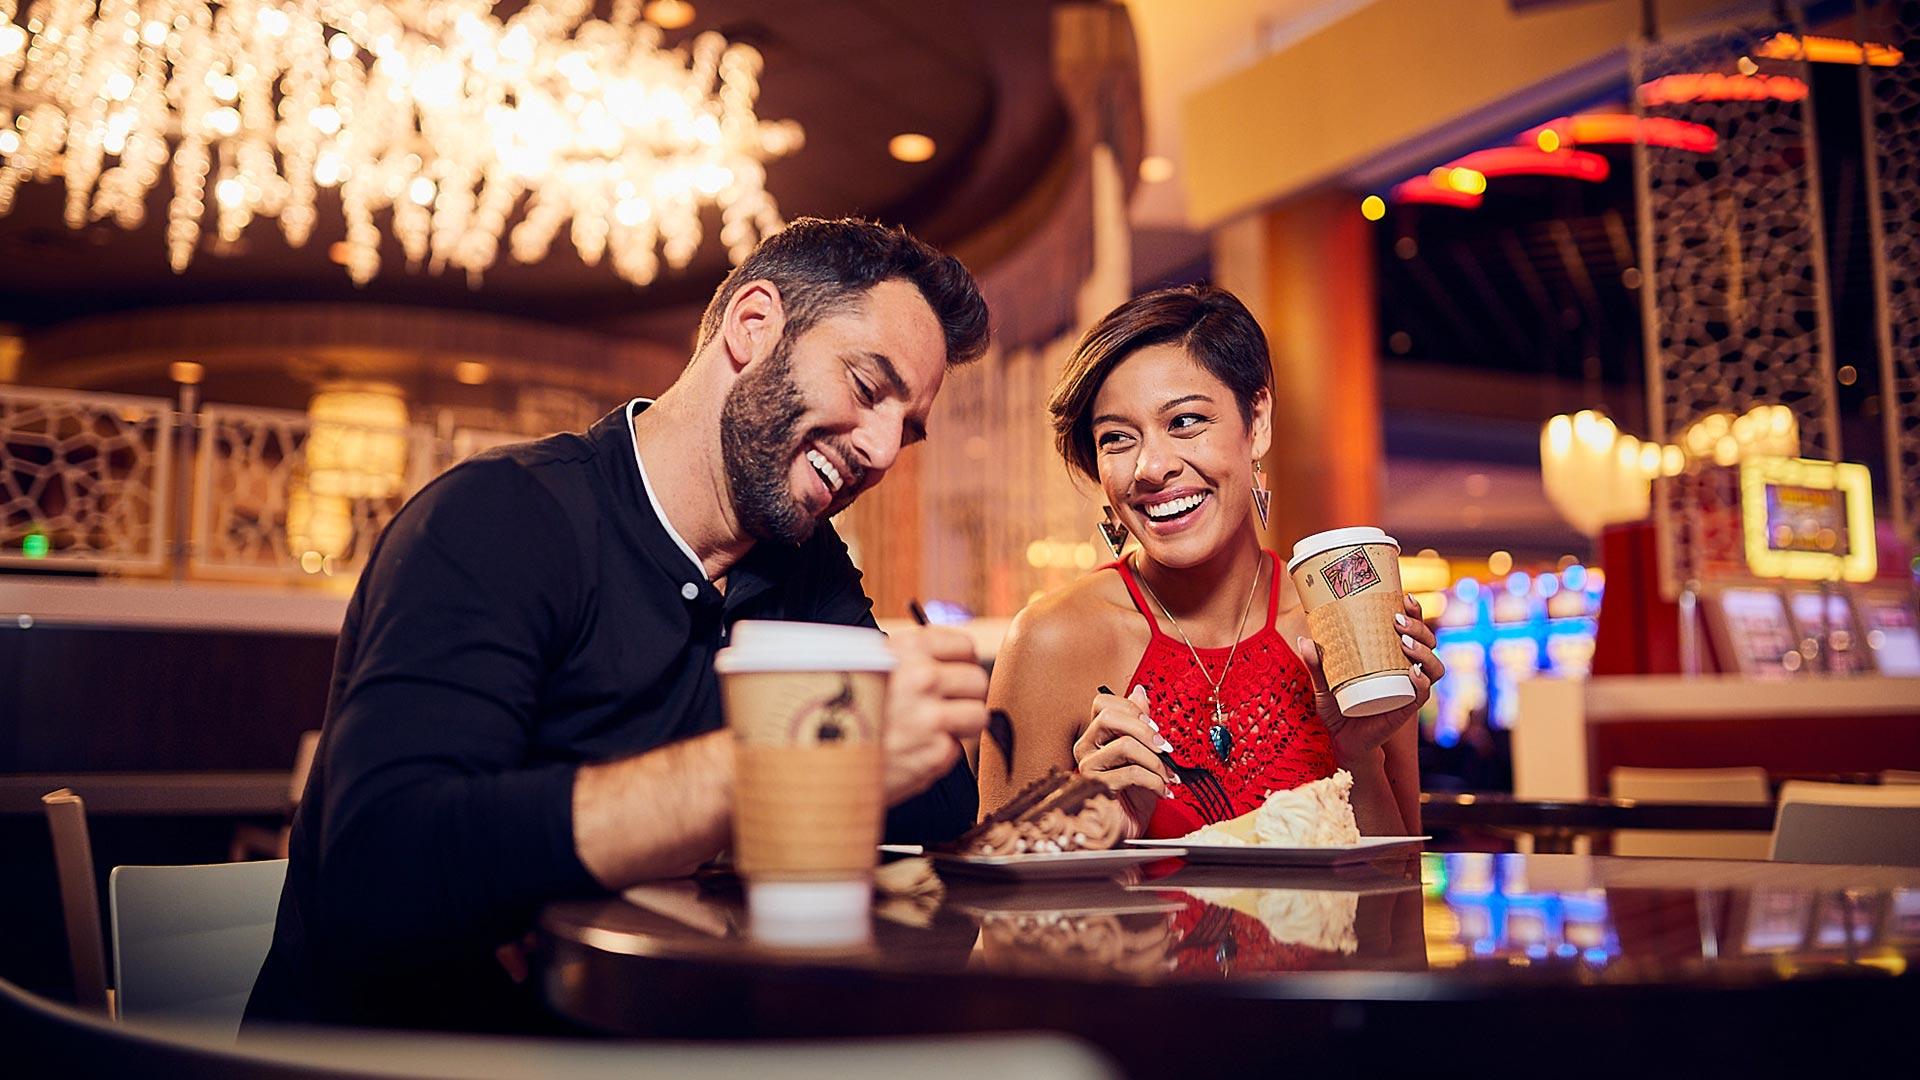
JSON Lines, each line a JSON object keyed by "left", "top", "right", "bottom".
{"left": 246, "top": 219, "right": 992, "bottom": 1032}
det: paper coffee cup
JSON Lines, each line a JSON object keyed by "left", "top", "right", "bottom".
{"left": 1287, "top": 527, "right": 1417, "bottom": 717}
{"left": 714, "top": 621, "right": 894, "bottom": 945}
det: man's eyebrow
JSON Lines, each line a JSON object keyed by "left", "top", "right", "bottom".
{"left": 854, "top": 350, "right": 911, "bottom": 399}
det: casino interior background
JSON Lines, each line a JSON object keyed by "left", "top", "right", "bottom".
{"left": 3, "top": 0, "right": 1920, "bottom": 989}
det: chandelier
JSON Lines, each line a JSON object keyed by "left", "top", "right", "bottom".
{"left": 0, "top": 0, "right": 803, "bottom": 286}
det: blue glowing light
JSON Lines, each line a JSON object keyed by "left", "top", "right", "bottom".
{"left": 1562, "top": 564, "right": 1587, "bottom": 590}
{"left": 1538, "top": 573, "right": 1560, "bottom": 598}
{"left": 1456, "top": 577, "right": 1481, "bottom": 602}
{"left": 1506, "top": 572, "right": 1531, "bottom": 594}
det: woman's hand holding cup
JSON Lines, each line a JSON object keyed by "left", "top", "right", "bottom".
{"left": 1296, "top": 591, "right": 1445, "bottom": 765}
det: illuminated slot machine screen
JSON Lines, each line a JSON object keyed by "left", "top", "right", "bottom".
{"left": 1432, "top": 568, "right": 1601, "bottom": 737}
{"left": 1889, "top": 890, "right": 1920, "bottom": 944}
{"left": 1812, "top": 891, "right": 1885, "bottom": 950}
{"left": 1705, "top": 586, "right": 1803, "bottom": 676}
{"left": 1787, "top": 589, "right": 1870, "bottom": 675}
{"left": 1740, "top": 889, "right": 1815, "bottom": 953}
{"left": 1859, "top": 588, "right": 1920, "bottom": 677}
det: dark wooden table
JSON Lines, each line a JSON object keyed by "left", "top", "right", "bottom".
{"left": 1420, "top": 792, "right": 1780, "bottom": 852}
{"left": 537, "top": 853, "right": 1919, "bottom": 1077}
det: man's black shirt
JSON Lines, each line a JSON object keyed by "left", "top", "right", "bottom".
{"left": 246, "top": 403, "right": 977, "bottom": 1031}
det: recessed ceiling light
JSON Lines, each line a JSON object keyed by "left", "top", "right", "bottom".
{"left": 168, "top": 361, "right": 204, "bottom": 385}
{"left": 645, "top": 1, "right": 696, "bottom": 30}
{"left": 889, "top": 133, "right": 936, "bottom": 163}
{"left": 454, "top": 361, "right": 490, "bottom": 386}
{"left": 1138, "top": 155, "right": 1175, "bottom": 183}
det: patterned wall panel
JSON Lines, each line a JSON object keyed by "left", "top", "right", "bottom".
{"left": 0, "top": 387, "right": 173, "bottom": 571}
{"left": 1632, "top": 13, "right": 1840, "bottom": 596}
{"left": 1861, "top": 0, "right": 1920, "bottom": 543}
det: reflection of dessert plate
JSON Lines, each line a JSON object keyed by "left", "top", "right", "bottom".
{"left": 1133, "top": 862, "right": 1423, "bottom": 894}
{"left": 922, "top": 848, "right": 1186, "bottom": 881}
{"left": 1125, "top": 836, "right": 1428, "bottom": 866}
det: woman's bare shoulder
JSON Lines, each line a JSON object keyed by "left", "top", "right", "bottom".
{"left": 996, "top": 570, "right": 1141, "bottom": 676}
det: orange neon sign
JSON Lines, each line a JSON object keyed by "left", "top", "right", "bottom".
{"left": 1639, "top": 73, "right": 1809, "bottom": 107}
{"left": 1522, "top": 115, "right": 1719, "bottom": 154}
{"left": 1755, "top": 32, "right": 1903, "bottom": 66}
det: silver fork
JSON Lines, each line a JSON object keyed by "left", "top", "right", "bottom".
{"left": 1097, "top": 685, "right": 1235, "bottom": 823}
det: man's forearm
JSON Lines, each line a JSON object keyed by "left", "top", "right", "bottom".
{"left": 573, "top": 730, "right": 734, "bottom": 888}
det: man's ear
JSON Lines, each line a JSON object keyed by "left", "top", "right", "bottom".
{"left": 1249, "top": 386, "right": 1274, "bottom": 460}
{"left": 719, "top": 280, "right": 786, "bottom": 373}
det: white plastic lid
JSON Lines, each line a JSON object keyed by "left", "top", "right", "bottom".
{"left": 1287, "top": 526, "right": 1401, "bottom": 574}
{"left": 1335, "top": 671, "right": 1417, "bottom": 717}
{"left": 746, "top": 879, "right": 872, "bottom": 947}
{"left": 714, "top": 620, "right": 897, "bottom": 675}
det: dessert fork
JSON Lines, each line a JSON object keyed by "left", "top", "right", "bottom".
{"left": 1097, "top": 685, "right": 1235, "bottom": 822}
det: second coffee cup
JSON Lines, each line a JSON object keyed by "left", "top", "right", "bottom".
{"left": 1287, "top": 527, "right": 1417, "bottom": 717}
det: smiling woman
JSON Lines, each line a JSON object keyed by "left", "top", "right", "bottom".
{"left": 981, "top": 286, "right": 1440, "bottom": 846}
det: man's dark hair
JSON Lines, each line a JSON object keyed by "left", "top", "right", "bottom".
{"left": 1048, "top": 285, "right": 1273, "bottom": 480}
{"left": 696, "top": 217, "right": 990, "bottom": 366}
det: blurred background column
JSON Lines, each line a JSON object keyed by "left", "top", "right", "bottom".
{"left": 1215, "top": 192, "right": 1384, "bottom": 551}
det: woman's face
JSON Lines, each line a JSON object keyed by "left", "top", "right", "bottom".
{"left": 1089, "top": 343, "right": 1271, "bottom": 569}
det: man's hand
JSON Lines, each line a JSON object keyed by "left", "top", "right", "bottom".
{"left": 883, "top": 625, "right": 988, "bottom": 804}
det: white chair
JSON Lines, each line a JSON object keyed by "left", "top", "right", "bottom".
{"left": 41, "top": 788, "right": 110, "bottom": 1013}
{"left": 1769, "top": 781, "right": 1920, "bottom": 867}
{"left": 1608, "top": 766, "right": 1772, "bottom": 860}
{"left": 108, "top": 859, "right": 287, "bottom": 1038}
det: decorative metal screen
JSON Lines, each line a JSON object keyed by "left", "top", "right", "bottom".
{"left": 1633, "top": 13, "right": 1840, "bottom": 597}
{"left": 1861, "top": 0, "right": 1920, "bottom": 544}
{"left": 190, "top": 404, "right": 426, "bottom": 582}
{"left": 0, "top": 386, "right": 173, "bottom": 571}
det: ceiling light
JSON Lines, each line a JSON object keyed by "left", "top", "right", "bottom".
{"left": 1139, "top": 155, "right": 1175, "bottom": 183}
{"left": 168, "top": 362, "right": 205, "bottom": 385}
{"left": 889, "top": 133, "right": 936, "bottom": 163}
{"left": 0, "top": 3, "right": 800, "bottom": 288}
{"left": 645, "top": 1, "right": 697, "bottom": 31}
{"left": 1359, "top": 195, "right": 1385, "bottom": 221}
{"left": 454, "top": 361, "right": 491, "bottom": 386}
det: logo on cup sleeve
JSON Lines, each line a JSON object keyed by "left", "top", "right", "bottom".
{"left": 789, "top": 674, "right": 875, "bottom": 744}
{"left": 1321, "top": 547, "right": 1382, "bottom": 599}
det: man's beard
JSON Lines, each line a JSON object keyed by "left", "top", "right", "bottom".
{"left": 719, "top": 337, "right": 857, "bottom": 546}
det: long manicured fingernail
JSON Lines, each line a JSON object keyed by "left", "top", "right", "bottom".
{"left": 1147, "top": 717, "right": 1161, "bottom": 732}
{"left": 1158, "top": 739, "right": 1174, "bottom": 753}
{"left": 1395, "top": 613, "right": 1409, "bottom": 629}
{"left": 1403, "top": 633, "right": 1418, "bottom": 651}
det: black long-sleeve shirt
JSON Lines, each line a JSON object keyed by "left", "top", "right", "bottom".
{"left": 245, "top": 402, "right": 976, "bottom": 1032}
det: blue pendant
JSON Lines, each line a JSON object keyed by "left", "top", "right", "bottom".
{"left": 1208, "top": 723, "right": 1234, "bottom": 763}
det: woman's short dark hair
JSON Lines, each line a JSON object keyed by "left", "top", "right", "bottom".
{"left": 1047, "top": 285, "right": 1273, "bottom": 479}
{"left": 697, "top": 217, "right": 990, "bottom": 366}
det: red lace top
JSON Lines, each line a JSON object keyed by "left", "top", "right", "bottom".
{"left": 1111, "top": 551, "right": 1335, "bottom": 839}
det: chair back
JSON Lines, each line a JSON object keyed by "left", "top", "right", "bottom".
{"left": 109, "top": 859, "right": 287, "bottom": 1038}
{"left": 40, "top": 789, "right": 110, "bottom": 1012}
{"left": 1880, "top": 769, "right": 1920, "bottom": 786}
{"left": 1770, "top": 781, "right": 1920, "bottom": 867}
{"left": 1608, "top": 766, "right": 1772, "bottom": 859}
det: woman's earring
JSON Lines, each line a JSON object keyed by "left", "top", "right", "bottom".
{"left": 1098, "top": 506, "right": 1129, "bottom": 559}
{"left": 1251, "top": 460, "right": 1271, "bottom": 530}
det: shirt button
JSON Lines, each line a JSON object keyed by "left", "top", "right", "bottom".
{"left": 681, "top": 582, "right": 699, "bottom": 600}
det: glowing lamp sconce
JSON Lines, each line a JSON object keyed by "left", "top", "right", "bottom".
{"left": 306, "top": 382, "right": 411, "bottom": 500}
{"left": 1540, "top": 411, "right": 1679, "bottom": 537}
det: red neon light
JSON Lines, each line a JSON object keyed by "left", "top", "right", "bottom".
{"left": 1638, "top": 73, "right": 1808, "bottom": 107}
{"left": 1523, "top": 114, "right": 1718, "bottom": 153}
{"left": 1390, "top": 176, "right": 1482, "bottom": 209}
{"left": 1446, "top": 147, "right": 1611, "bottom": 183}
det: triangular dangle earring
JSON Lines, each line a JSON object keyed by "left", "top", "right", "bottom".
{"left": 1251, "top": 460, "right": 1272, "bottom": 530}
{"left": 1098, "top": 506, "right": 1129, "bottom": 559}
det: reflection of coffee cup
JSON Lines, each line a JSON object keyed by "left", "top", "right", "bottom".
{"left": 1287, "top": 527, "right": 1416, "bottom": 717}
{"left": 714, "top": 621, "right": 894, "bottom": 946}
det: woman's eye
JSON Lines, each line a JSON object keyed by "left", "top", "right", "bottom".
{"left": 1170, "top": 413, "right": 1209, "bottom": 432}
{"left": 1097, "top": 431, "right": 1133, "bottom": 450}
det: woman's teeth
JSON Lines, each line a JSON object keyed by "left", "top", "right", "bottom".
{"left": 806, "top": 449, "right": 844, "bottom": 493}
{"left": 1144, "top": 492, "right": 1207, "bottom": 520}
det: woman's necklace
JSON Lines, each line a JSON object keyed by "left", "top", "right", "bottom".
{"left": 1130, "top": 552, "right": 1263, "bottom": 762}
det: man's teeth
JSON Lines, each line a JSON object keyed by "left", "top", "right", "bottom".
{"left": 1145, "top": 492, "right": 1207, "bottom": 519}
{"left": 806, "top": 449, "right": 844, "bottom": 493}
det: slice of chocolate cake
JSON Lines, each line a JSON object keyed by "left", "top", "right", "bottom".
{"left": 950, "top": 768, "right": 1129, "bottom": 856}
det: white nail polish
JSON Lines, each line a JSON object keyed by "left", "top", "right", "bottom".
{"left": 1158, "top": 739, "right": 1174, "bottom": 753}
{"left": 1395, "top": 613, "right": 1409, "bottom": 628}
{"left": 1169, "top": 774, "right": 1182, "bottom": 785}
{"left": 1402, "top": 633, "right": 1416, "bottom": 650}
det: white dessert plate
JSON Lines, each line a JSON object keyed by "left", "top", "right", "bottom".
{"left": 915, "top": 847, "right": 1188, "bottom": 881}
{"left": 1124, "top": 835, "right": 1429, "bottom": 866}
